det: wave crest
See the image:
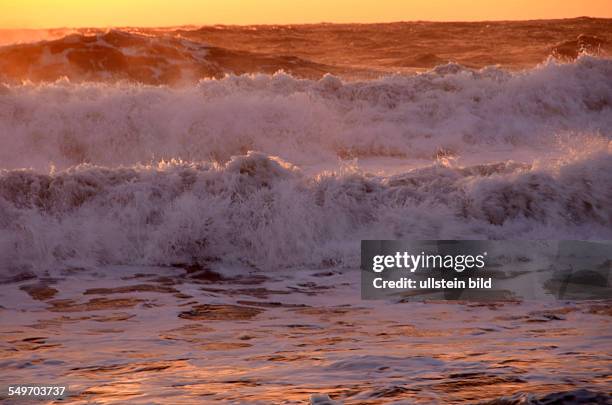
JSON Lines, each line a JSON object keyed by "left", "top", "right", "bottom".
{"left": 0, "top": 57, "right": 610, "bottom": 170}
{"left": 1, "top": 151, "right": 610, "bottom": 271}
{"left": 0, "top": 29, "right": 338, "bottom": 85}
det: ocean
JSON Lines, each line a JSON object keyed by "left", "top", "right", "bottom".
{"left": 0, "top": 18, "right": 610, "bottom": 404}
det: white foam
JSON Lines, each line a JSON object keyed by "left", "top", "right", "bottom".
{"left": 0, "top": 150, "right": 610, "bottom": 272}
{"left": 0, "top": 56, "right": 610, "bottom": 171}
{"left": 0, "top": 58, "right": 610, "bottom": 271}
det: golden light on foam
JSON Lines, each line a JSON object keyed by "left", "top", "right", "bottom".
{"left": 0, "top": 0, "right": 611, "bottom": 29}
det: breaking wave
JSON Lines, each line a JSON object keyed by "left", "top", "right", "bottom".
{"left": 0, "top": 56, "right": 610, "bottom": 170}
{"left": 1, "top": 44, "right": 611, "bottom": 272}
{"left": 1, "top": 151, "right": 610, "bottom": 271}
{"left": 0, "top": 30, "right": 336, "bottom": 85}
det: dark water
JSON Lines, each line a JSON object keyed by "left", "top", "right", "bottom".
{"left": 0, "top": 18, "right": 611, "bottom": 83}
{"left": 1, "top": 266, "right": 611, "bottom": 404}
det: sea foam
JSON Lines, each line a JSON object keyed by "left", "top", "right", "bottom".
{"left": 0, "top": 56, "right": 610, "bottom": 171}
{"left": 1, "top": 150, "right": 610, "bottom": 271}
{"left": 0, "top": 57, "right": 610, "bottom": 272}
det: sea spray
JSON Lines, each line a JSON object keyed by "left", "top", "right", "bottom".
{"left": 0, "top": 151, "right": 610, "bottom": 272}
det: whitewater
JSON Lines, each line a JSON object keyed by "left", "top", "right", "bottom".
{"left": 1, "top": 57, "right": 611, "bottom": 169}
{"left": 0, "top": 56, "right": 611, "bottom": 272}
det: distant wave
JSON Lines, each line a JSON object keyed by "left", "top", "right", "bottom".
{"left": 1, "top": 151, "right": 610, "bottom": 271}
{"left": 0, "top": 56, "right": 610, "bottom": 170}
{"left": 0, "top": 30, "right": 338, "bottom": 84}
{"left": 1, "top": 19, "right": 610, "bottom": 83}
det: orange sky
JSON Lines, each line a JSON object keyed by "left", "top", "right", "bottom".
{"left": 1, "top": 0, "right": 611, "bottom": 28}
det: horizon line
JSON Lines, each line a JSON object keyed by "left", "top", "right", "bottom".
{"left": 1, "top": 15, "right": 610, "bottom": 31}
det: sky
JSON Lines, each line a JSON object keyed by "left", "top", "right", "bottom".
{"left": 1, "top": 0, "right": 611, "bottom": 28}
